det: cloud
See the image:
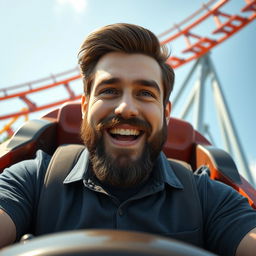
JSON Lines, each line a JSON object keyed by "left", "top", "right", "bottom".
{"left": 55, "top": 0, "right": 87, "bottom": 14}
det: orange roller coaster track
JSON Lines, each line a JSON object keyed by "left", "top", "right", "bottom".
{"left": 0, "top": 0, "right": 255, "bottom": 122}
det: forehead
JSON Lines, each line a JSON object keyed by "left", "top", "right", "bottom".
{"left": 93, "top": 52, "right": 163, "bottom": 92}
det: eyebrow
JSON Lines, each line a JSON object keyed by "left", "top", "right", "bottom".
{"left": 96, "top": 77, "right": 121, "bottom": 88}
{"left": 134, "top": 79, "right": 161, "bottom": 94}
{"left": 96, "top": 77, "right": 161, "bottom": 94}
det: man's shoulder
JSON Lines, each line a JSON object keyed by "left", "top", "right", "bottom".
{"left": 192, "top": 166, "right": 256, "bottom": 219}
{"left": 192, "top": 166, "right": 239, "bottom": 195}
{"left": 192, "top": 168, "right": 256, "bottom": 256}
{"left": 0, "top": 150, "right": 51, "bottom": 181}
{"left": 17, "top": 149, "right": 51, "bottom": 171}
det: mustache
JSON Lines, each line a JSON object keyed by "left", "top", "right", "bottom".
{"left": 95, "top": 115, "right": 152, "bottom": 136}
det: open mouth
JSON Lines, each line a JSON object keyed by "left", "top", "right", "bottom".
{"left": 107, "top": 127, "right": 144, "bottom": 141}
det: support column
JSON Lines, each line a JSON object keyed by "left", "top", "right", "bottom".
{"left": 172, "top": 53, "right": 255, "bottom": 186}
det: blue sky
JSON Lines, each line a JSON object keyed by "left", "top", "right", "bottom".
{"left": 0, "top": 0, "right": 255, "bottom": 184}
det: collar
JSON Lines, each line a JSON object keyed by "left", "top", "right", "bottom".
{"left": 153, "top": 152, "right": 184, "bottom": 189}
{"left": 63, "top": 148, "right": 183, "bottom": 190}
{"left": 63, "top": 148, "right": 90, "bottom": 184}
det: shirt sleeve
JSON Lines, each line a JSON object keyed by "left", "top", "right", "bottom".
{"left": 195, "top": 171, "right": 256, "bottom": 256}
{"left": 0, "top": 150, "right": 51, "bottom": 240}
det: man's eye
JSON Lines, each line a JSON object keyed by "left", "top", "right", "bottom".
{"left": 138, "top": 90, "right": 155, "bottom": 98}
{"left": 100, "top": 88, "right": 119, "bottom": 95}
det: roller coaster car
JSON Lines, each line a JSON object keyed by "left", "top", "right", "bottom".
{"left": 0, "top": 101, "right": 255, "bottom": 256}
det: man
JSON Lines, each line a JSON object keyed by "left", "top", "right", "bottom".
{"left": 0, "top": 23, "right": 256, "bottom": 255}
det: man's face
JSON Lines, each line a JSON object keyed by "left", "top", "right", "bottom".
{"left": 81, "top": 52, "right": 171, "bottom": 187}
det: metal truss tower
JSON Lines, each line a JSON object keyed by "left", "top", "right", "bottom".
{"left": 172, "top": 53, "right": 255, "bottom": 186}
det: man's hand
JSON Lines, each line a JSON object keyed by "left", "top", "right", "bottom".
{"left": 0, "top": 209, "right": 16, "bottom": 248}
{"left": 236, "top": 227, "right": 256, "bottom": 256}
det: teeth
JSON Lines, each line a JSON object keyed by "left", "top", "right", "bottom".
{"left": 110, "top": 128, "right": 140, "bottom": 136}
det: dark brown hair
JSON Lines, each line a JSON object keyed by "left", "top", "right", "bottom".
{"left": 78, "top": 23, "right": 174, "bottom": 105}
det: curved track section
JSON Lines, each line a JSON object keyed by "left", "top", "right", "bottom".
{"left": 0, "top": 0, "right": 255, "bottom": 124}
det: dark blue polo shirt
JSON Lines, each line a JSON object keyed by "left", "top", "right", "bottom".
{"left": 0, "top": 149, "right": 256, "bottom": 256}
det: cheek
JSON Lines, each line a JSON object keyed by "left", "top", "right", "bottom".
{"left": 87, "top": 98, "right": 112, "bottom": 124}
{"left": 145, "top": 105, "right": 164, "bottom": 133}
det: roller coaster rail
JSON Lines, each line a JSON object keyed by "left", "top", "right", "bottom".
{"left": 0, "top": 0, "right": 255, "bottom": 184}
{"left": 0, "top": 0, "right": 255, "bottom": 122}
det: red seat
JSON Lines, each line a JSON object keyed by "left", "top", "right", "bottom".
{"left": 55, "top": 102, "right": 83, "bottom": 146}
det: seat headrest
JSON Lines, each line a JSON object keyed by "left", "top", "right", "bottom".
{"left": 163, "top": 118, "right": 195, "bottom": 162}
{"left": 56, "top": 102, "right": 199, "bottom": 162}
{"left": 57, "top": 102, "right": 83, "bottom": 145}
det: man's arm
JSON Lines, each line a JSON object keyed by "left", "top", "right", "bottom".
{"left": 236, "top": 227, "right": 256, "bottom": 256}
{"left": 0, "top": 209, "right": 16, "bottom": 248}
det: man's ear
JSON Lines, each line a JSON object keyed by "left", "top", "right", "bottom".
{"left": 165, "top": 101, "right": 171, "bottom": 124}
{"left": 81, "top": 94, "right": 88, "bottom": 119}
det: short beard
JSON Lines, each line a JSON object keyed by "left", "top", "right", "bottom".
{"left": 81, "top": 115, "right": 167, "bottom": 188}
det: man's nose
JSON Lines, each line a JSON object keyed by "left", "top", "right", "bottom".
{"left": 114, "top": 96, "right": 139, "bottom": 119}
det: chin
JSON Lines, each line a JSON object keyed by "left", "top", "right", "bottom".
{"left": 107, "top": 148, "right": 142, "bottom": 163}
{"left": 114, "top": 155, "right": 141, "bottom": 169}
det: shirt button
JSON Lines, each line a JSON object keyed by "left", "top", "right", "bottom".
{"left": 118, "top": 208, "right": 124, "bottom": 216}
